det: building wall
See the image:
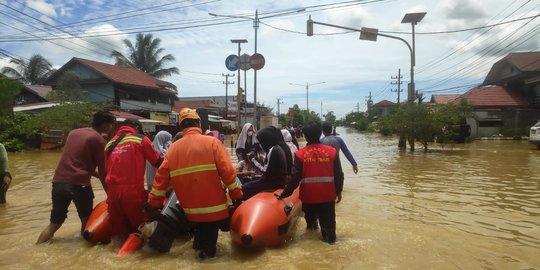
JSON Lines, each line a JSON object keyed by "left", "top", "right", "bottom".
{"left": 83, "top": 84, "right": 114, "bottom": 103}
{"left": 468, "top": 108, "right": 540, "bottom": 138}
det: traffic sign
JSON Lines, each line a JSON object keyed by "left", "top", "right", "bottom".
{"left": 225, "top": 54, "right": 239, "bottom": 71}
{"left": 250, "top": 53, "right": 265, "bottom": 70}
{"left": 239, "top": 53, "right": 251, "bottom": 71}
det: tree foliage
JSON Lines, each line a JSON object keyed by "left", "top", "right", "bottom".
{"left": 378, "top": 101, "right": 474, "bottom": 151}
{"left": 46, "top": 71, "right": 85, "bottom": 102}
{"left": 278, "top": 104, "right": 321, "bottom": 127}
{"left": 22, "top": 103, "right": 100, "bottom": 134}
{"left": 111, "top": 33, "right": 179, "bottom": 79}
{"left": 1, "top": 54, "right": 52, "bottom": 84}
{"left": 324, "top": 111, "right": 336, "bottom": 125}
{"left": 0, "top": 77, "right": 21, "bottom": 116}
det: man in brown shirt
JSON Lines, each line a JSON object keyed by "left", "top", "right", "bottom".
{"left": 36, "top": 110, "right": 116, "bottom": 244}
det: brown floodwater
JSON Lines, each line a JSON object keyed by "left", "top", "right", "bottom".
{"left": 1, "top": 127, "right": 539, "bottom": 269}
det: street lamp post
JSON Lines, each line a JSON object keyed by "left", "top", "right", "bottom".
{"left": 289, "top": 81, "right": 326, "bottom": 112}
{"left": 307, "top": 13, "right": 425, "bottom": 103}
{"left": 231, "top": 39, "right": 247, "bottom": 133}
{"left": 210, "top": 8, "right": 305, "bottom": 127}
{"left": 401, "top": 12, "right": 426, "bottom": 102}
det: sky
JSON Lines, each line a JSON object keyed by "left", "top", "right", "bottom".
{"left": 0, "top": 0, "right": 539, "bottom": 118}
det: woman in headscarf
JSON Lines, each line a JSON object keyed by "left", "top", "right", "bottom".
{"left": 146, "top": 130, "right": 172, "bottom": 190}
{"left": 281, "top": 129, "right": 298, "bottom": 159}
{"left": 235, "top": 123, "right": 256, "bottom": 160}
{"left": 241, "top": 126, "right": 292, "bottom": 200}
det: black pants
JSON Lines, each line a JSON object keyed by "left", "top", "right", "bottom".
{"left": 50, "top": 183, "right": 94, "bottom": 224}
{"left": 192, "top": 220, "right": 223, "bottom": 258}
{"left": 303, "top": 202, "right": 336, "bottom": 244}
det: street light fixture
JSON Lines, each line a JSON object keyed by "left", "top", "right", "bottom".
{"left": 231, "top": 39, "right": 247, "bottom": 133}
{"left": 210, "top": 8, "right": 306, "bottom": 127}
{"left": 307, "top": 12, "right": 426, "bottom": 103}
{"left": 289, "top": 81, "right": 326, "bottom": 112}
{"left": 401, "top": 12, "right": 426, "bottom": 102}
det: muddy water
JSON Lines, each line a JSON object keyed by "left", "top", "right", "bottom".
{"left": 1, "top": 128, "right": 539, "bottom": 269}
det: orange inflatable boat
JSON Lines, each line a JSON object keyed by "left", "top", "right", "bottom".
{"left": 83, "top": 200, "right": 112, "bottom": 244}
{"left": 230, "top": 188, "right": 302, "bottom": 249}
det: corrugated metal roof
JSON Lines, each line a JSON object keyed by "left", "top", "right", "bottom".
{"left": 506, "top": 52, "right": 540, "bottom": 72}
{"left": 454, "top": 85, "right": 530, "bottom": 107}
{"left": 24, "top": 85, "right": 51, "bottom": 98}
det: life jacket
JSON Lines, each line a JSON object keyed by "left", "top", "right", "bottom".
{"left": 296, "top": 143, "right": 337, "bottom": 204}
{"left": 150, "top": 127, "right": 240, "bottom": 223}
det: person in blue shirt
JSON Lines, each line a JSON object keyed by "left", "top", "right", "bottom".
{"left": 320, "top": 122, "right": 358, "bottom": 174}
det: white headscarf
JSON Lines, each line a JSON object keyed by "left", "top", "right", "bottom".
{"left": 146, "top": 130, "right": 171, "bottom": 190}
{"left": 236, "top": 123, "right": 256, "bottom": 149}
{"left": 152, "top": 130, "right": 172, "bottom": 155}
{"left": 281, "top": 129, "right": 298, "bottom": 155}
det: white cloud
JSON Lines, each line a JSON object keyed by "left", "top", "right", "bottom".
{"left": 26, "top": 0, "right": 57, "bottom": 18}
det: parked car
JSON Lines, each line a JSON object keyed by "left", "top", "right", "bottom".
{"left": 530, "top": 121, "right": 540, "bottom": 149}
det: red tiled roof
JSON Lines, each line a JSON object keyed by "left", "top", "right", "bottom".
{"left": 372, "top": 100, "right": 396, "bottom": 107}
{"left": 73, "top": 58, "right": 176, "bottom": 94}
{"left": 454, "top": 85, "right": 529, "bottom": 107}
{"left": 430, "top": 94, "right": 460, "bottom": 104}
{"left": 24, "top": 85, "right": 51, "bottom": 98}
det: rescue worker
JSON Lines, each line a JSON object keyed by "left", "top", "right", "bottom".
{"left": 277, "top": 122, "right": 344, "bottom": 244}
{"left": 147, "top": 108, "right": 242, "bottom": 259}
{"left": 105, "top": 118, "right": 161, "bottom": 238}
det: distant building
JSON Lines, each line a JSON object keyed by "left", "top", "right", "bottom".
{"left": 454, "top": 85, "right": 535, "bottom": 138}
{"left": 429, "top": 94, "right": 460, "bottom": 104}
{"left": 371, "top": 100, "right": 397, "bottom": 117}
{"left": 44, "top": 57, "right": 178, "bottom": 117}
{"left": 14, "top": 85, "right": 51, "bottom": 105}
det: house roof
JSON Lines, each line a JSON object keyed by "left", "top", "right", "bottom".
{"left": 372, "top": 100, "right": 396, "bottom": 107}
{"left": 505, "top": 51, "right": 540, "bottom": 72}
{"left": 13, "top": 102, "right": 59, "bottom": 112}
{"left": 49, "top": 57, "right": 177, "bottom": 95}
{"left": 110, "top": 111, "right": 163, "bottom": 124}
{"left": 23, "top": 85, "right": 51, "bottom": 99}
{"left": 483, "top": 51, "right": 540, "bottom": 84}
{"left": 173, "top": 100, "right": 223, "bottom": 112}
{"left": 430, "top": 94, "right": 460, "bottom": 104}
{"left": 453, "top": 85, "right": 530, "bottom": 107}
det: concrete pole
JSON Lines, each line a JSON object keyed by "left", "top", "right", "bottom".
{"left": 237, "top": 43, "right": 242, "bottom": 132}
{"left": 253, "top": 9, "right": 259, "bottom": 128}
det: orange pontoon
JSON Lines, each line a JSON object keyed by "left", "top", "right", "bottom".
{"left": 230, "top": 188, "right": 302, "bottom": 249}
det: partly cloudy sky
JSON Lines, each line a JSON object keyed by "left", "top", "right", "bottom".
{"left": 0, "top": 0, "right": 538, "bottom": 117}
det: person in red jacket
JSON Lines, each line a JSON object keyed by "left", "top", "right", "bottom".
{"left": 148, "top": 108, "right": 242, "bottom": 259}
{"left": 105, "top": 118, "right": 161, "bottom": 238}
{"left": 277, "top": 121, "right": 344, "bottom": 244}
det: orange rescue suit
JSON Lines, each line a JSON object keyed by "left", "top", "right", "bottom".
{"left": 148, "top": 127, "right": 242, "bottom": 222}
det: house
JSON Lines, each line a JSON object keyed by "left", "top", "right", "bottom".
{"left": 44, "top": 57, "right": 178, "bottom": 118}
{"left": 14, "top": 85, "right": 51, "bottom": 105}
{"left": 371, "top": 100, "right": 397, "bottom": 117}
{"left": 454, "top": 85, "right": 535, "bottom": 138}
{"left": 430, "top": 94, "right": 460, "bottom": 104}
{"left": 483, "top": 51, "right": 540, "bottom": 107}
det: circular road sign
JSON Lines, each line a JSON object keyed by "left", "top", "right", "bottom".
{"left": 239, "top": 53, "right": 251, "bottom": 71}
{"left": 250, "top": 53, "right": 265, "bottom": 70}
{"left": 225, "top": 54, "right": 239, "bottom": 71}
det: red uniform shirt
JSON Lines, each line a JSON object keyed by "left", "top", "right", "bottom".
{"left": 104, "top": 126, "right": 160, "bottom": 189}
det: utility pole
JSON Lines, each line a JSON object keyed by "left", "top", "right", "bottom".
{"left": 231, "top": 39, "right": 247, "bottom": 133}
{"left": 355, "top": 102, "right": 360, "bottom": 113}
{"left": 391, "top": 68, "right": 403, "bottom": 104}
{"left": 243, "top": 69, "right": 247, "bottom": 124}
{"left": 320, "top": 101, "right": 323, "bottom": 119}
{"left": 277, "top": 98, "right": 284, "bottom": 118}
{"left": 365, "top": 92, "right": 373, "bottom": 113}
{"left": 222, "top": 73, "right": 235, "bottom": 119}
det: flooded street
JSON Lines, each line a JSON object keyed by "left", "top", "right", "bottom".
{"left": 1, "top": 127, "right": 539, "bottom": 269}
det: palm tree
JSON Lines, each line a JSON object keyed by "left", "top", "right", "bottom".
{"left": 111, "top": 33, "right": 179, "bottom": 79}
{"left": 1, "top": 54, "right": 53, "bottom": 85}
